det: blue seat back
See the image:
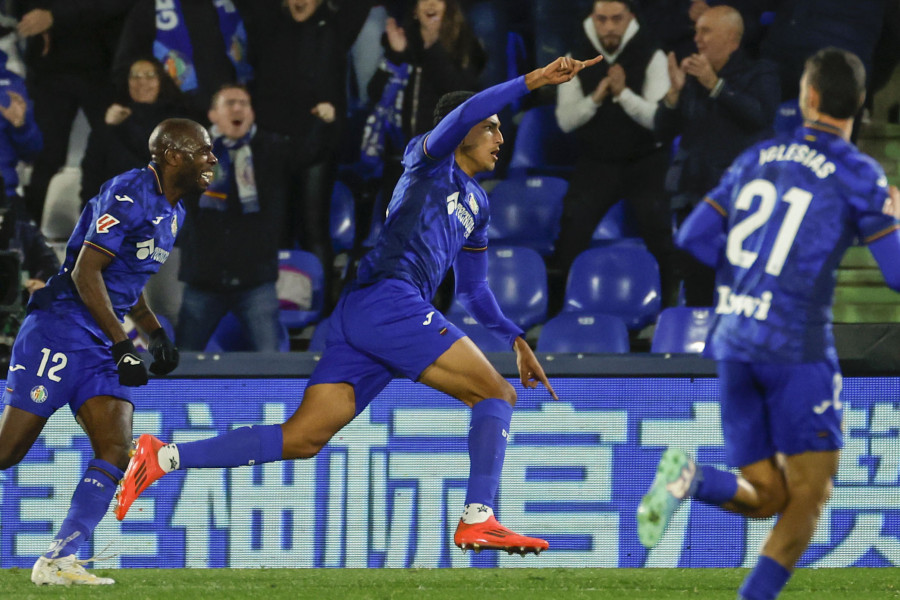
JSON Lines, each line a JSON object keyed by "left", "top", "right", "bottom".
{"left": 537, "top": 312, "right": 629, "bottom": 353}
{"left": 277, "top": 249, "right": 325, "bottom": 329}
{"left": 563, "top": 246, "right": 661, "bottom": 330}
{"left": 651, "top": 307, "right": 713, "bottom": 353}
{"left": 205, "top": 312, "right": 290, "bottom": 352}
{"left": 450, "top": 245, "right": 548, "bottom": 330}
{"left": 487, "top": 176, "right": 566, "bottom": 255}
{"left": 508, "top": 106, "right": 577, "bottom": 178}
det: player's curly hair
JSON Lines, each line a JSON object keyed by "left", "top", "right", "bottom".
{"left": 804, "top": 47, "right": 866, "bottom": 120}
{"left": 433, "top": 91, "right": 476, "bottom": 126}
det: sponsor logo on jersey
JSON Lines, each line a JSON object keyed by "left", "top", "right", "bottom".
{"left": 715, "top": 286, "right": 772, "bottom": 321}
{"left": 30, "top": 385, "right": 48, "bottom": 403}
{"left": 9, "top": 364, "right": 25, "bottom": 372}
{"left": 423, "top": 311, "right": 434, "bottom": 326}
{"left": 136, "top": 239, "right": 170, "bottom": 263}
{"left": 152, "top": 216, "right": 165, "bottom": 225}
{"left": 115, "top": 194, "right": 134, "bottom": 203}
{"left": 447, "top": 192, "right": 476, "bottom": 238}
{"left": 96, "top": 214, "right": 120, "bottom": 233}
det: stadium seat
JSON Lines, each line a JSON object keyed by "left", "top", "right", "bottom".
{"left": 487, "top": 176, "right": 567, "bottom": 255}
{"left": 508, "top": 105, "right": 578, "bottom": 178}
{"left": 277, "top": 249, "right": 325, "bottom": 329}
{"left": 774, "top": 99, "right": 802, "bottom": 135}
{"left": 308, "top": 316, "right": 331, "bottom": 351}
{"left": 41, "top": 167, "right": 82, "bottom": 241}
{"left": 563, "top": 246, "right": 661, "bottom": 330}
{"left": 330, "top": 181, "right": 356, "bottom": 253}
{"left": 591, "top": 199, "right": 641, "bottom": 244}
{"left": 650, "top": 307, "right": 713, "bottom": 353}
{"left": 205, "top": 311, "right": 290, "bottom": 352}
{"left": 449, "top": 314, "right": 513, "bottom": 352}
{"left": 537, "top": 312, "right": 629, "bottom": 353}
{"left": 449, "top": 245, "right": 548, "bottom": 330}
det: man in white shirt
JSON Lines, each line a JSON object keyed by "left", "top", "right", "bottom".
{"left": 552, "top": 0, "right": 676, "bottom": 308}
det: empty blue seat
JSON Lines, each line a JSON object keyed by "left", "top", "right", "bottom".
{"left": 330, "top": 181, "right": 356, "bottom": 253}
{"left": 449, "top": 245, "right": 548, "bottom": 331}
{"left": 205, "top": 312, "right": 290, "bottom": 352}
{"left": 508, "top": 105, "right": 577, "bottom": 178}
{"left": 591, "top": 199, "right": 641, "bottom": 244}
{"left": 277, "top": 249, "right": 325, "bottom": 329}
{"left": 537, "top": 312, "right": 629, "bottom": 353}
{"left": 449, "top": 314, "right": 514, "bottom": 352}
{"left": 651, "top": 307, "right": 713, "bottom": 354}
{"left": 487, "top": 176, "right": 567, "bottom": 255}
{"left": 563, "top": 246, "right": 661, "bottom": 330}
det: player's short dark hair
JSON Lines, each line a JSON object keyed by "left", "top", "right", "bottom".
{"left": 803, "top": 47, "right": 866, "bottom": 119}
{"left": 433, "top": 91, "right": 476, "bottom": 126}
{"left": 210, "top": 82, "right": 251, "bottom": 110}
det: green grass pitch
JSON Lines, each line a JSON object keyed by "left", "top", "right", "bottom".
{"left": 2, "top": 567, "right": 899, "bottom": 599}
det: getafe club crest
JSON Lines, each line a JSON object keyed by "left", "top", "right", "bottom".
{"left": 30, "top": 385, "right": 48, "bottom": 404}
{"left": 467, "top": 193, "right": 479, "bottom": 215}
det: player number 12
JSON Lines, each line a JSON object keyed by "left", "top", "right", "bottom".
{"left": 726, "top": 179, "right": 812, "bottom": 277}
{"left": 37, "top": 347, "right": 67, "bottom": 382}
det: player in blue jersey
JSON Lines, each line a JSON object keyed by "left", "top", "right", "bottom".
{"left": 636, "top": 48, "right": 900, "bottom": 599}
{"left": 0, "top": 118, "right": 216, "bottom": 585}
{"left": 116, "top": 54, "right": 602, "bottom": 555}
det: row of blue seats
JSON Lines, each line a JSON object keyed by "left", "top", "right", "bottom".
{"left": 182, "top": 245, "right": 713, "bottom": 354}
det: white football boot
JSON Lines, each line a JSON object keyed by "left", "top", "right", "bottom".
{"left": 31, "top": 555, "right": 115, "bottom": 586}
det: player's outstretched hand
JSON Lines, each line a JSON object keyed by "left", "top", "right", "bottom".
{"left": 513, "top": 337, "right": 559, "bottom": 400}
{"left": 112, "top": 340, "right": 149, "bottom": 386}
{"left": 527, "top": 55, "right": 603, "bottom": 90}
{"left": 148, "top": 328, "right": 179, "bottom": 376}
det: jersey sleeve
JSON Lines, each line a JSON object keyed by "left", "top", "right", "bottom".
{"left": 82, "top": 184, "right": 141, "bottom": 258}
{"left": 849, "top": 162, "right": 900, "bottom": 244}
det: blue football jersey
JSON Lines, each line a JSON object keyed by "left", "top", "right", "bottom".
{"left": 355, "top": 135, "right": 490, "bottom": 302}
{"left": 698, "top": 125, "right": 896, "bottom": 363}
{"left": 32, "top": 163, "right": 185, "bottom": 341}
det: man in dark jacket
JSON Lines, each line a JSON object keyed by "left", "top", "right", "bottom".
{"left": 176, "top": 84, "right": 289, "bottom": 351}
{"left": 16, "top": 0, "right": 134, "bottom": 225}
{"left": 655, "top": 5, "right": 779, "bottom": 306}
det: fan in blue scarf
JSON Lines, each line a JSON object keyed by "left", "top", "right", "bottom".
{"left": 200, "top": 124, "right": 258, "bottom": 213}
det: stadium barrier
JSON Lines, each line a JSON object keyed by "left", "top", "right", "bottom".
{"left": 1, "top": 352, "right": 898, "bottom": 569}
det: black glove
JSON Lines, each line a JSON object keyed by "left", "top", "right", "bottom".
{"left": 111, "top": 339, "right": 148, "bottom": 386}
{"left": 148, "top": 327, "right": 179, "bottom": 376}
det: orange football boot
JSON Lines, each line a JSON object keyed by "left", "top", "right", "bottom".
{"left": 115, "top": 434, "right": 167, "bottom": 520}
{"left": 454, "top": 515, "right": 549, "bottom": 555}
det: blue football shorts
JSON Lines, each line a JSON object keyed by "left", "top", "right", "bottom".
{"left": 2, "top": 310, "right": 132, "bottom": 418}
{"left": 309, "top": 278, "right": 465, "bottom": 414}
{"left": 717, "top": 360, "right": 843, "bottom": 468}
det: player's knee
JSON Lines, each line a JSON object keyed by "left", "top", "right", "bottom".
{"left": 488, "top": 378, "right": 517, "bottom": 406}
{"left": 746, "top": 478, "right": 789, "bottom": 519}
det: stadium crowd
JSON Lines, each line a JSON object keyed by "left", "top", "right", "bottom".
{"left": 0, "top": 0, "right": 897, "bottom": 353}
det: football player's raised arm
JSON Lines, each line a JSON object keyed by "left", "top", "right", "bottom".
{"left": 674, "top": 198, "right": 727, "bottom": 268}
{"left": 72, "top": 244, "right": 129, "bottom": 344}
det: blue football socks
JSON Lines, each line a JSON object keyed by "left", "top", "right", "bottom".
{"left": 738, "top": 555, "right": 791, "bottom": 600}
{"left": 45, "top": 459, "right": 123, "bottom": 559}
{"left": 179, "top": 424, "right": 284, "bottom": 469}
{"left": 693, "top": 464, "right": 739, "bottom": 506}
{"left": 465, "top": 398, "right": 513, "bottom": 507}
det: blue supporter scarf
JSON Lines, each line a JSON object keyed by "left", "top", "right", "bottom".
{"left": 360, "top": 58, "right": 410, "bottom": 169}
{"left": 200, "top": 124, "right": 259, "bottom": 214}
{"left": 153, "top": 0, "right": 252, "bottom": 92}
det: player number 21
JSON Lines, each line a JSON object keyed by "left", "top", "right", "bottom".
{"left": 37, "top": 347, "right": 67, "bottom": 382}
{"left": 726, "top": 179, "right": 812, "bottom": 277}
